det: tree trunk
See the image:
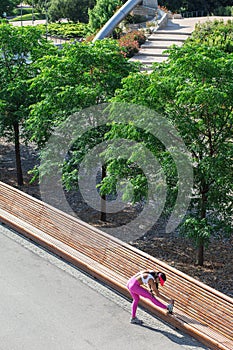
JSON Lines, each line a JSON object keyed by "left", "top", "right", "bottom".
{"left": 197, "top": 180, "right": 209, "bottom": 266}
{"left": 197, "top": 241, "right": 204, "bottom": 266}
{"left": 13, "top": 121, "right": 23, "bottom": 187}
{"left": 100, "top": 165, "right": 107, "bottom": 221}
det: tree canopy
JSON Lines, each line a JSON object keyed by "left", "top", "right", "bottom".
{"left": 25, "top": 0, "right": 96, "bottom": 23}
{"left": 25, "top": 20, "right": 233, "bottom": 266}
{"left": 0, "top": 0, "right": 18, "bottom": 17}
{"left": 159, "top": 0, "right": 233, "bottom": 13}
{"left": 88, "top": 0, "right": 123, "bottom": 33}
{"left": 1, "top": 13, "right": 232, "bottom": 267}
{"left": 26, "top": 38, "right": 138, "bottom": 148}
{"left": 48, "top": 0, "right": 96, "bottom": 23}
{"left": 0, "top": 23, "right": 56, "bottom": 185}
{"left": 110, "top": 22, "right": 233, "bottom": 265}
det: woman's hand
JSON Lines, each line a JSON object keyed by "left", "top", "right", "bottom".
{"left": 150, "top": 288, "right": 155, "bottom": 298}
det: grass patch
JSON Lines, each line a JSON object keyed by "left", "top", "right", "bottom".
{"left": 10, "top": 13, "right": 45, "bottom": 22}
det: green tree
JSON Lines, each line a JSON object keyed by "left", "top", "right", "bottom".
{"left": 26, "top": 38, "right": 138, "bottom": 219}
{"left": 159, "top": 0, "right": 233, "bottom": 13}
{"left": 27, "top": 39, "right": 137, "bottom": 148}
{"left": 111, "top": 43, "right": 233, "bottom": 265}
{"left": 0, "top": 0, "right": 18, "bottom": 17}
{"left": 190, "top": 19, "right": 233, "bottom": 53}
{"left": 88, "top": 0, "right": 122, "bottom": 33}
{"left": 25, "top": 0, "right": 50, "bottom": 13}
{"left": 47, "top": 0, "right": 95, "bottom": 23}
{"left": 0, "top": 23, "right": 55, "bottom": 186}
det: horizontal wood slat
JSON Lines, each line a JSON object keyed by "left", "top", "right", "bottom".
{"left": 0, "top": 181, "right": 232, "bottom": 350}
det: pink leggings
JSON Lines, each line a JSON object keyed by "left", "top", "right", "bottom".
{"left": 127, "top": 277, "right": 167, "bottom": 318}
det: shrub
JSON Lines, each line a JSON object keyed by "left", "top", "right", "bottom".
{"left": 118, "top": 30, "right": 146, "bottom": 58}
{"left": 130, "top": 30, "right": 146, "bottom": 46}
{"left": 213, "top": 6, "right": 233, "bottom": 16}
{"left": 34, "top": 22, "right": 89, "bottom": 39}
{"left": 118, "top": 32, "right": 140, "bottom": 58}
{"left": 190, "top": 19, "right": 233, "bottom": 53}
{"left": 46, "top": 22, "right": 88, "bottom": 39}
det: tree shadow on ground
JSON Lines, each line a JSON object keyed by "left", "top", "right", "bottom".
{"left": 140, "top": 323, "right": 207, "bottom": 348}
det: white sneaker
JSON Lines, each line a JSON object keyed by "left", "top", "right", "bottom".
{"left": 167, "top": 304, "right": 173, "bottom": 314}
{"left": 130, "top": 317, "right": 143, "bottom": 325}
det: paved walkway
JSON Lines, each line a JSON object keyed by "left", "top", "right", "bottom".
{"left": 0, "top": 223, "right": 209, "bottom": 350}
{"left": 10, "top": 19, "right": 47, "bottom": 26}
{"left": 168, "top": 16, "right": 233, "bottom": 32}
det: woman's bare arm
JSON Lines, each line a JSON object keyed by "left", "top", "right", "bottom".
{"left": 149, "top": 280, "right": 173, "bottom": 304}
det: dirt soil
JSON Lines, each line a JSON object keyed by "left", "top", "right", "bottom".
{"left": 0, "top": 138, "right": 232, "bottom": 298}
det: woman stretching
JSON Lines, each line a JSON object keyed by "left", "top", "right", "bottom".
{"left": 127, "top": 270, "right": 174, "bottom": 324}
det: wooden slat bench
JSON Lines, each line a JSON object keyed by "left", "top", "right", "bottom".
{"left": 0, "top": 181, "right": 232, "bottom": 350}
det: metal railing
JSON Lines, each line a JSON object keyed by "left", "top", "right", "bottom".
{"left": 181, "top": 10, "right": 210, "bottom": 18}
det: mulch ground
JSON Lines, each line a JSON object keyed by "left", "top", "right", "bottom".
{"left": 0, "top": 138, "right": 232, "bottom": 298}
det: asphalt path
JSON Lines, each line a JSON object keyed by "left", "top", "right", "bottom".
{"left": 10, "top": 19, "right": 47, "bottom": 26}
{"left": 0, "top": 223, "right": 209, "bottom": 350}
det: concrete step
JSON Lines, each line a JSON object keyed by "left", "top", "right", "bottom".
{"left": 130, "top": 55, "right": 168, "bottom": 64}
{"left": 138, "top": 48, "right": 169, "bottom": 56}
{"left": 128, "top": 18, "right": 196, "bottom": 70}
{"left": 141, "top": 40, "right": 183, "bottom": 49}
{"left": 148, "top": 34, "right": 190, "bottom": 41}
{"left": 130, "top": 16, "right": 233, "bottom": 71}
{"left": 156, "top": 30, "right": 192, "bottom": 36}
